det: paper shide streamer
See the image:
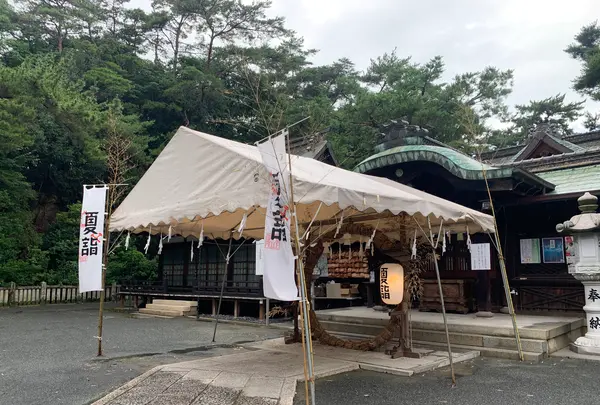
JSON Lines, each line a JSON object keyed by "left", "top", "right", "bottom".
{"left": 197, "top": 221, "right": 204, "bottom": 248}
{"left": 334, "top": 212, "right": 344, "bottom": 238}
{"left": 157, "top": 232, "right": 163, "bottom": 255}
{"left": 125, "top": 231, "right": 130, "bottom": 250}
{"left": 466, "top": 225, "right": 472, "bottom": 252}
{"left": 144, "top": 226, "right": 152, "bottom": 254}
{"left": 238, "top": 212, "right": 248, "bottom": 235}
{"left": 411, "top": 228, "right": 417, "bottom": 260}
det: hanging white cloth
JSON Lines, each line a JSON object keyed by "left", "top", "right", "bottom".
{"left": 190, "top": 240, "right": 194, "bottom": 261}
{"left": 124, "top": 231, "right": 130, "bottom": 250}
{"left": 168, "top": 225, "right": 172, "bottom": 242}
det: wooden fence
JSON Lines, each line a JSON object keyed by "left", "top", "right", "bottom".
{"left": 0, "top": 282, "right": 120, "bottom": 307}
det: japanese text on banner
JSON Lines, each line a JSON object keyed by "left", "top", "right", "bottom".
{"left": 78, "top": 186, "right": 107, "bottom": 293}
{"left": 257, "top": 132, "right": 298, "bottom": 301}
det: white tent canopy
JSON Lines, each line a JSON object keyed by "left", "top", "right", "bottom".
{"left": 110, "top": 127, "right": 495, "bottom": 239}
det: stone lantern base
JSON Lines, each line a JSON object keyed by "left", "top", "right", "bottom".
{"left": 571, "top": 337, "right": 600, "bottom": 355}
{"left": 570, "top": 278, "right": 600, "bottom": 355}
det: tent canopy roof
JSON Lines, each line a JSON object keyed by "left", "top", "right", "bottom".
{"left": 110, "top": 127, "right": 495, "bottom": 240}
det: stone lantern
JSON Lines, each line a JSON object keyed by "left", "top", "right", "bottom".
{"left": 556, "top": 192, "right": 600, "bottom": 355}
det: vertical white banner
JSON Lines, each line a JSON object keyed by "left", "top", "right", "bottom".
{"left": 78, "top": 186, "right": 108, "bottom": 293}
{"left": 257, "top": 132, "right": 298, "bottom": 301}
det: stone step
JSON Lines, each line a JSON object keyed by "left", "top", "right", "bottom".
{"left": 411, "top": 329, "right": 547, "bottom": 354}
{"left": 152, "top": 299, "right": 198, "bottom": 307}
{"left": 139, "top": 307, "right": 185, "bottom": 317}
{"left": 316, "top": 312, "right": 584, "bottom": 340}
{"left": 146, "top": 303, "right": 193, "bottom": 313}
{"left": 412, "top": 340, "right": 545, "bottom": 362}
{"left": 318, "top": 320, "right": 548, "bottom": 353}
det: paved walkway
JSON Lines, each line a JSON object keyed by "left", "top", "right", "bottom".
{"left": 94, "top": 338, "right": 479, "bottom": 405}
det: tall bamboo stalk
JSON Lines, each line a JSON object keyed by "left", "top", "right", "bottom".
{"left": 479, "top": 165, "right": 524, "bottom": 361}
{"left": 286, "top": 130, "right": 316, "bottom": 405}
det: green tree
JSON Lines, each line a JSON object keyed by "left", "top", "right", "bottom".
{"left": 512, "top": 94, "right": 584, "bottom": 136}
{"left": 565, "top": 21, "right": 600, "bottom": 100}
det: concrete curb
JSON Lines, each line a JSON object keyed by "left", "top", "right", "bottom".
{"left": 90, "top": 365, "right": 163, "bottom": 405}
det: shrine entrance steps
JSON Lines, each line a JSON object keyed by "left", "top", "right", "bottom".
{"left": 315, "top": 307, "right": 586, "bottom": 362}
{"left": 138, "top": 299, "right": 198, "bottom": 318}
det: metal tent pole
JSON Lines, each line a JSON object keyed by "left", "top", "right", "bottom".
{"left": 427, "top": 217, "right": 456, "bottom": 386}
{"left": 212, "top": 231, "right": 235, "bottom": 343}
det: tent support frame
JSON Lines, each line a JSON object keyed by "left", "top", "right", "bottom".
{"left": 212, "top": 231, "right": 235, "bottom": 343}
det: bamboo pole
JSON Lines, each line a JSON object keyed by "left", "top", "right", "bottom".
{"left": 97, "top": 185, "right": 113, "bottom": 357}
{"left": 479, "top": 165, "right": 524, "bottom": 361}
{"left": 286, "top": 130, "right": 317, "bottom": 405}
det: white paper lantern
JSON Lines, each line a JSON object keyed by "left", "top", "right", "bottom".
{"left": 379, "top": 263, "right": 404, "bottom": 305}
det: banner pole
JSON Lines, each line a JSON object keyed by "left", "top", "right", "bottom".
{"left": 97, "top": 185, "right": 113, "bottom": 357}
{"left": 286, "top": 129, "right": 316, "bottom": 405}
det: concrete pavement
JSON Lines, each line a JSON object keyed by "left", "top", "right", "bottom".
{"left": 0, "top": 304, "right": 284, "bottom": 405}
{"left": 93, "top": 338, "right": 480, "bottom": 405}
{"left": 294, "top": 356, "right": 600, "bottom": 405}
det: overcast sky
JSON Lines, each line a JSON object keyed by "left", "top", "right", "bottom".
{"left": 133, "top": 0, "right": 600, "bottom": 129}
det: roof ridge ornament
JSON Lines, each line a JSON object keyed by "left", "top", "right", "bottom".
{"left": 527, "top": 122, "right": 564, "bottom": 140}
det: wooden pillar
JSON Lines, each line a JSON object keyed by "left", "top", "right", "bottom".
{"left": 259, "top": 299, "right": 265, "bottom": 321}
{"left": 120, "top": 294, "right": 125, "bottom": 308}
{"left": 212, "top": 298, "right": 217, "bottom": 315}
{"left": 266, "top": 298, "right": 270, "bottom": 326}
{"left": 234, "top": 300, "right": 240, "bottom": 318}
{"left": 134, "top": 295, "right": 139, "bottom": 308}
{"left": 476, "top": 270, "right": 492, "bottom": 312}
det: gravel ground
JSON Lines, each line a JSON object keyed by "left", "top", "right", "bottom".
{"left": 0, "top": 303, "right": 284, "bottom": 405}
{"left": 294, "top": 356, "right": 600, "bottom": 405}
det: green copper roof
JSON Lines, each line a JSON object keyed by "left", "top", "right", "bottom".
{"left": 355, "top": 145, "right": 512, "bottom": 181}
{"left": 537, "top": 165, "right": 600, "bottom": 195}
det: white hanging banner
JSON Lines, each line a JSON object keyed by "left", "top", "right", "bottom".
{"left": 257, "top": 131, "right": 298, "bottom": 301}
{"left": 78, "top": 186, "right": 108, "bottom": 293}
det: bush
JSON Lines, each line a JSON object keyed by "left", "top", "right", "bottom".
{"left": 106, "top": 247, "right": 157, "bottom": 284}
